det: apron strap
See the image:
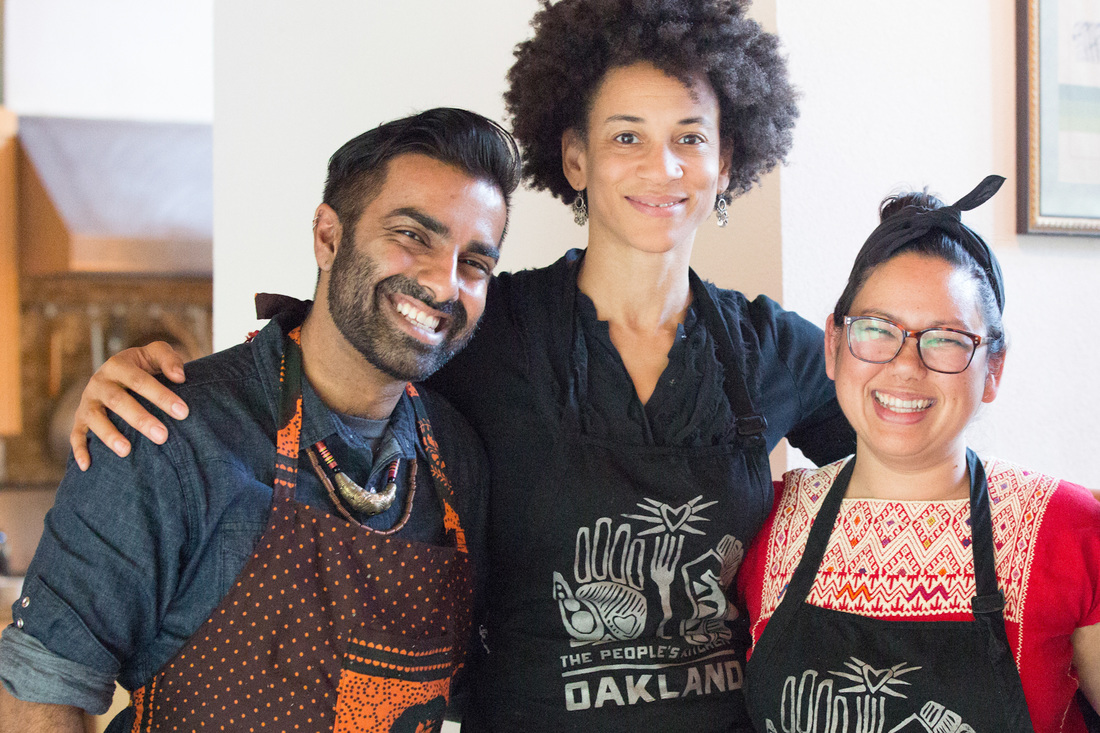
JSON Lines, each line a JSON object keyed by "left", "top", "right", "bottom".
{"left": 965, "top": 449, "right": 1035, "bottom": 732}
{"left": 531, "top": 252, "right": 769, "bottom": 443}
{"left": 967, "top": 449, "right": 1003, "bottom": 613}
{"left": 556, "top": 255, "right": 771, "bottom": 442}
{"left": 687, "top": 270, "right": 768, "bottom": 443}
{"left": 748, "top": 457, "right": 856, "bottom": 669}
{"left": 275, "top": 327, "right": 467, "bottom": 553}
{"left": 406, "top": 383, "right": 469, "bottom": 554}
{"left": 273, "top": 326, "right": 305, "bottom": 502}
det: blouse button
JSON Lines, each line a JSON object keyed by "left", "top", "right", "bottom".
{"left": 20, "top": 597, "right": 29, "bottom": 608}
{"left": 15, "top": 618, "right": 24, "bottom": 628}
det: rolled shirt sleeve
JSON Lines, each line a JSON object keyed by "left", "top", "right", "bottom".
{"left": 0, "top": 625, "right": 118, "bottom": 714}
{"left": 1, "top": 415, "right": 193, "bottom": 704}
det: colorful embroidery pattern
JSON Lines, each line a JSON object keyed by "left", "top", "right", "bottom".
{"left": 756, "top": 459, "right": 1058, "bottom": 636}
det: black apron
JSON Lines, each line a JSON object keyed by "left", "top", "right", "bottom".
{"left": 466, "top": 262, "right": 770, "bottom": 732}
{"left": 745, "top": 449, "right": 1035, "bottom": 733}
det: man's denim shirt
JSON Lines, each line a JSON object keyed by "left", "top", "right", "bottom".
{"left": 0, "top": 311, "right": 489, "bottom": 714}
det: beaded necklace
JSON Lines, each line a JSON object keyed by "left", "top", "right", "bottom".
{"left": 307, "top": 440, "right": 416, "bottom": 533}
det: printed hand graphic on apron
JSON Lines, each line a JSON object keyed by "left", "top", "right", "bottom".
{"left": 471, "top": 262, "right": 769, "bottom": 732}
{"left": 744, "top": 451, "right": 1035, "bottom": 733}
{"left": 551, "top": 504, "right": 745, "bottom": 647}
{"left": 127, "top": 325, "right": 472, "bottom": 732}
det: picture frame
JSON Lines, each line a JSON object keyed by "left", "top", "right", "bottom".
{"left": 1017, "top": 0, "right": 1100, "bottom": 235}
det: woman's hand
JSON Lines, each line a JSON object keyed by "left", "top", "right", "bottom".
{"left": 69, "top": 342, "right": 190, "bottom": 470}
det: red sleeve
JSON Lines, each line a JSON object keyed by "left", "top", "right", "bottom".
{"left": 738, "top": 479, "right": 785, "bottom": 659}
{"left": 1031, "top": 480, "right": 1100, "bottom": 630}
{"left": 1015, "top": 479, "right": 1100, "bottom": 732}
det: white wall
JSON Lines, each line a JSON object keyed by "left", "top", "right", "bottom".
{"left": 775, "top": 1, "right": 1100, "bottom": 486}
{"left": 216, "top": 1, "right": 1098, "bottom": 487}
{"left": 212, "top": 1, "right": 572, "bottom": 344}
{"left": 211, "top": 0, "right": 780, "bottom": 347}
{"left": 3, "top": 0, "right": 212, "bottom": 122}
{"left": 9, "top": 0, "right": 1091, "bottom": 487}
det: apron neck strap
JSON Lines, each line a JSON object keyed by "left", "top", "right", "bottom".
{"left": 966, "top": 449, "right": 1003, "bottom": 615}
{"left": 273, "top": 326, "right": 305, "bottom": 502}
{"left": 687, "top": 270, "right": 767, "bottom": 440}
{"left": 405, "top": 383, "right": 469, "bottom": 553}
{"left": 751, "top": 450, "right": 1007, "bottom": 675}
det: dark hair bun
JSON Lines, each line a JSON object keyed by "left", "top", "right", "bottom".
{"left": 878, "top": 190, "right": 945, "bottom": 223}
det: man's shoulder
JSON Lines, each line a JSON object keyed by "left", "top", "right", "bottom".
{"left": 125, "top": 338, "right": 275, "bottom": 457}
{"left": 168, "top": 314, "right": 291, "bottom": 399}
{"left": 172, "top": 340, "right": 258, "bottom": 394}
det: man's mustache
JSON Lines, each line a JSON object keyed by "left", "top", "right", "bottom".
{"left": 379, "top": 275, "right": 467, "bottom": 331}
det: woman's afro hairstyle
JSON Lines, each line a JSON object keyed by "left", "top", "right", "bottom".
{"left": 504, "top": 0, "right": 799, "bottom": 204}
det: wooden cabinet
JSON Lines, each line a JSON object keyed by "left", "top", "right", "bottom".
{"left": 1, "top": 108, "right": 23, "bottom": 438}
{"left": 0, "top": 114, "right": 212, "bottom": 485}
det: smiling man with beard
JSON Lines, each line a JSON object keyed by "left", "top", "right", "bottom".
{"left": 0, "top": 108, "right": 518, "bottom": 733}
{"left": 324, "top": 160, "right": 478, "bottom": 385}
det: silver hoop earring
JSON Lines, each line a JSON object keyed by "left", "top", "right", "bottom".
{"left": 715, "top": 194, "right": 729, "bottom": 228}
{"left": 572, "top": 191, "right": 588, "bottom": 226}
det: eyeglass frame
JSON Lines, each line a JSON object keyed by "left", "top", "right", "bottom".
{"left": 842, "top": 315, "right": 986, "bottom": 374}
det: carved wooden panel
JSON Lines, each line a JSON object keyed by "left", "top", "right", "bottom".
{"left": 5, "top": 275, "right": 211, "bottom": 485}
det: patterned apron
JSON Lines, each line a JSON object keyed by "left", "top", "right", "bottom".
{"left": 744, "top": 449, "right": 1034, "bottom": 732}
{"left": 125, "top": 325, "right": 472, "bottom": 732}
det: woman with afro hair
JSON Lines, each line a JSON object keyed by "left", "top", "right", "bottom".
{"left": 69, "top": 0, "right": 856, "bottom": 729}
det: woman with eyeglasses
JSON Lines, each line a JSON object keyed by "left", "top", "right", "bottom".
{"left": 738, "top": 177, "right": 1100, "bottom": 733}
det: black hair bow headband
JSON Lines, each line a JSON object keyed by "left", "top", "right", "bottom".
{"left": 852, "top": 175, "right": 1006, "bottom": 313}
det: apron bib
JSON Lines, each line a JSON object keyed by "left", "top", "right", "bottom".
{"left": 469, "top": 265, "right": 770, "bottom": 732}
{"left": 126, "top": 325, "right": 472, "bottom": 732}
{"left": 745, "top": 450, "right": 1034, "bottom": 733}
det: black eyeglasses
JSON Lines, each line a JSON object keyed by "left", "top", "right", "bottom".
{"left": 843, "top": 316, "right": 986, "bottom": 374}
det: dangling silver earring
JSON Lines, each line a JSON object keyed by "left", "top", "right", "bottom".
{"left": 715, "top": 194, "right": 729, "bottom": 228}
{"left": 572, "top": 191, "right": 588, "bottom": 226}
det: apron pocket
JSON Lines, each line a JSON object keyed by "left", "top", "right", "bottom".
{"left": 333, "top": 629, "right": 455, "bottom": 733}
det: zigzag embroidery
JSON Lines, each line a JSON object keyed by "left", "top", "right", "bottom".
{"left": 906, "top": 584, "right": 951, "bottom": 604}
{"left": 809, "top": 574, "right": 965, "bottom": 616}
{"left": 758, "top": 458, "right": 1059, "bottom": 641}
{"left": 835, "top": 581, "right": 872, "bottom": 603}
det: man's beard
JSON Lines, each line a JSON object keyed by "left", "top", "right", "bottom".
{"left": 327, "top": 237, "right": 473, "bottom": 382}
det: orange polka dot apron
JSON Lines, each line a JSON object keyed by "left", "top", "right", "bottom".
{"left": 127, "top": 326, "right": 472, "bottom": 732}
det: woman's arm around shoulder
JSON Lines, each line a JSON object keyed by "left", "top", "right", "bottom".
{"left": 68, "top": 342, "right": 190, "bottom": 470}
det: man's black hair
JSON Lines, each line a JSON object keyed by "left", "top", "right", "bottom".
{"left": 323, "top": 108, "right": 521, "bottom": 240}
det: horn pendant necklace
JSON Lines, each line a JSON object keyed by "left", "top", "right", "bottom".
{"left": 312, "top": 440, "right": 398, "bottom": 515}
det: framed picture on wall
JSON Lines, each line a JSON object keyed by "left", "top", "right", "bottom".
{"left": 1018, "top": 0, "right": 1100, "bottom": 235}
